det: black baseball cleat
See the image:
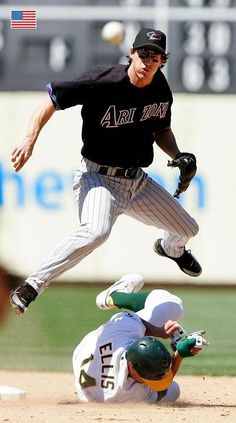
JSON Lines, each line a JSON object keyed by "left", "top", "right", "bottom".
{"left": 10, "top": 283, "right": 38, "bottom": 314}
{"left": 154, "top": 238, "right": 202, "bottom": 277}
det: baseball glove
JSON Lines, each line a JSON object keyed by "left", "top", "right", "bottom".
{"left": 167, "top": 152, "right": 197, "bottom": 198}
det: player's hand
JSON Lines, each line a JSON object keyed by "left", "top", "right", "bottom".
{"left": 11, "top": 143, "right": 33, "bottom": 172}
{"left": 176, "top": 333, "right": 209, "bottom": 358}
{"left": 190, "top": 346, "right": 202, "bottom": 356}
{"left": 162, "top": 320, "right": 182, "bottom": 338}
{"left": 167, "top": 152, "right": 197, "bottom": 198}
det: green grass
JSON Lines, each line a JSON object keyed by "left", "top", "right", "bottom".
{"left": 0, "top": 285, "right": 235, "bottom": 375}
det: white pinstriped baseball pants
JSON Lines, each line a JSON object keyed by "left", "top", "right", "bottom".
{"left": 27, "top": 158, "right": 199, "bottom": 294}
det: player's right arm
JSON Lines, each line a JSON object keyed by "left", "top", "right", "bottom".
{"left": 143, "top": 319, "right": 181, "bottom": 339}
{"left": 11, "top": 95, "right": 56, "bottom": 172}
{"left": 171, "top": 342, "right": 204, "bottom": 378}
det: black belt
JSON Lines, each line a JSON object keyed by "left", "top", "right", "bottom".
{"left": 98, "top": 166, "right": 139, "bottom": 179}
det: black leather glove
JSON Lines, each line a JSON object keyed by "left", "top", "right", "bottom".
{"left": 167, "top": 152, "right": 197, "bottom": 198}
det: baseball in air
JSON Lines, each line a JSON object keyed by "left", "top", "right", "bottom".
{"left": 101, "top": 21, "right": 125, "bottom": 46}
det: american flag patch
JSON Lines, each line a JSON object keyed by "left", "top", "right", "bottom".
{"left": 11, "top": 10, "right": 37, "bottom": 29}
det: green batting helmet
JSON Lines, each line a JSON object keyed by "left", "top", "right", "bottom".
{"left": 126, "top": 336, "right": 171, "bottom": 380}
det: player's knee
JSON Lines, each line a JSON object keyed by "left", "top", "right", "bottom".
{"left": 164, "top": 298, "right": 184, "bottom": 322}
{"left": 178, "top": 217, "right": 199, "bottom": 238}
{"left": 168, "top": 295, "right": 184, "bottom": 321}
{"left": 152, "top": 289, "right": 184, "bottom": 321}
{"left": 76, "top": 225, "right": 111, "bottom": 247}
{"left": 87, "top": 228, "right": 111, "bottom": 247}
{"left": 191, "top": 218, "right": 199, "bottom": 236}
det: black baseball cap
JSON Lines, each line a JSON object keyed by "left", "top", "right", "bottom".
{"left": 133, "top": 28, "right": 166, "bottom": 55}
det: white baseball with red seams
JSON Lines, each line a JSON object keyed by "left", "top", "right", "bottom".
{"left": 101, "top": 21, "right": 125, "bottom": 45}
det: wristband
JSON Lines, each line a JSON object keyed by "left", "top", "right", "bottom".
{"left": 176, "top": 337, "right": 196, "bottom": 358}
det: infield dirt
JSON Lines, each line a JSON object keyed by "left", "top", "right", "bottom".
{"left": 0, "top": 371, "right": 235, "bottom": 423}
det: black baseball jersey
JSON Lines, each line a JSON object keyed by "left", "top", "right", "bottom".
{"left": 47, "top": 64, "right": 173, "bottom": 168}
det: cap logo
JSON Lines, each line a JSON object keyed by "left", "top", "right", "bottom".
{"left": 147, "top": 31, "right": 161, "bottom": 41}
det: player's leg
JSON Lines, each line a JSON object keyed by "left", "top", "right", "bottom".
{"left": 96, "top": 274, "right": 183, "bottom": 323}
{"left": 97, "top": 290, "right": 150, "bottom": 311}
{"left": 125, "top": 174, "right": 201, "bottom": 276}
{"left": 28, "top": 173, "right": 118, "bottom": 287}
{"left": 136, "top": 289, "right": 184, "bottom": 327}
{"left": 10, "top": 170, "right": 120, "bottom": 313}
{"left": 109, "top": 291, "right": 149, "bottom": 311}
{"left": 97, "top": 280, "right": 183, "bottom": 328}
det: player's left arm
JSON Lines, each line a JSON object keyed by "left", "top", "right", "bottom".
{"left": 170, "top": 351, "right": 183, "bottom": 377}
{"left": 171, "top": 335, "right": 207, "bottom": 377}
{"left": 153, "top": 128, "right": 180, "bottom": 159}
{"left": 154, "top": 128, "right": 197, "bottom": 198}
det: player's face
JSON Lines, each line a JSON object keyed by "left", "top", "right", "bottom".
{"left": 136, "top": 48, "right": 161, "bottom": 63}
{"left": 127, "top": 363, "right": 144, "bottom": 383}
{"left": 129, "top": 48, "right": 163, "bottom": 84}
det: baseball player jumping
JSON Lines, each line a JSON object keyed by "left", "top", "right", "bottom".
{"left": 73, "top": 274, "right": 208, "bottom": 403}
{"left": 10, "top": 27, "right": 201, "bottom": 314}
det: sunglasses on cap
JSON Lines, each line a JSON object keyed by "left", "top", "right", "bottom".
{"left": 136, "top": 48, "right": 161, "bottom": 63}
